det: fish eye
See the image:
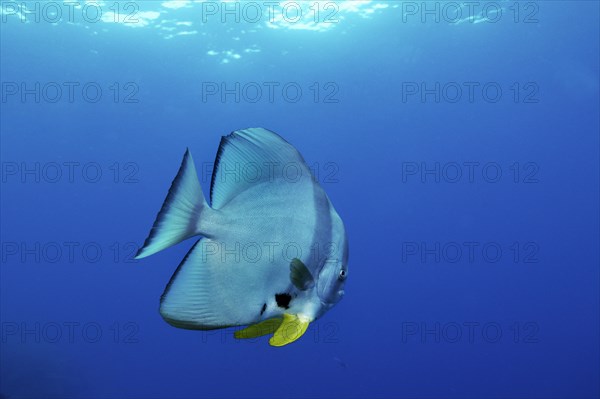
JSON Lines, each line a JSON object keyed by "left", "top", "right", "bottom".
{"left": 338, "top": 269, "right": 347, "bottom": 281}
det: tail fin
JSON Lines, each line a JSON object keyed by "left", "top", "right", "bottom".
{"left": 135, "top": 149, "right": 208, "bottom": 259}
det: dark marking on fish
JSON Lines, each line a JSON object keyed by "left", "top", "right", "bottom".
{"left": 275, "top": 293, "right": 292, "bottom": 309}
{"left": 260, "top": 303, "right": 267, "bottom": 315}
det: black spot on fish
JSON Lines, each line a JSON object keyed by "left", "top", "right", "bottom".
{"left": 260, "top": 303, "right": 267, "bottom": 315}
{"left": 275, "top": 293, "right": 292, "bottom": 309}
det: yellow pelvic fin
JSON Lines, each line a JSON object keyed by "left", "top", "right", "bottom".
{"left": 234, "top": 318, "right": 283, "bottom": 339}
{"left": 269, "top": 314, "right": 310, "bottom": 347}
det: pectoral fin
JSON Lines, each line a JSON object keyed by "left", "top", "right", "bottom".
{"left": 290, "top": 258, "right": 315, "bottom": 291}
{"left": 269, "top": 313, "right": 310, "bottom": 347}
{"left": 234, "top": 318, "right": 283, "bottom": 339}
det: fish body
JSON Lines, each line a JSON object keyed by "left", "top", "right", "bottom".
{"left": 136, "top": 128, "right": 348, "bottom": 346}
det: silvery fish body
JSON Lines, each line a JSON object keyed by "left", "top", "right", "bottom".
{"left": 135, "top": 128, "right": 348, "bottom": 346}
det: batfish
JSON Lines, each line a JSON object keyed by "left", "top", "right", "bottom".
{"left": 135, "top": 128, "right": 348, "bottom": 346}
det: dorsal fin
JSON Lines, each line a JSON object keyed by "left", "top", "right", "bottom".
{"left": 209, "top": 128, "right": 314, "bottom": 209}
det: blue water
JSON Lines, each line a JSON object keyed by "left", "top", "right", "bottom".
{"left": 1, "top": 1, "right": 599, "bottom": 398}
